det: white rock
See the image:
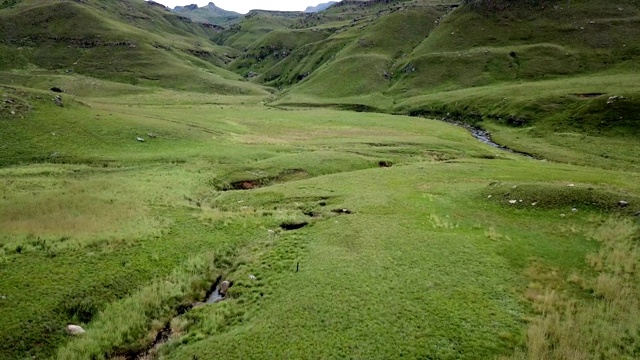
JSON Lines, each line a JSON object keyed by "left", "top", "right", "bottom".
{"left": 619, "top": 200, "right": 629, "bottom": 207}
{"left": 509, "top": 200, "right": 517, "bottom": 204}
{"left": 531, "top": 202, "right": 538, "bottom": 206}
{"left": 487, "top": 195, "right": 493, "bottom": 199}
{"left": 572, "top": 208, "right": 578, "bottom": 212}
{"left": 560, "top": 214, "right": 566, "bottom": 217}
{"left": 567, "top": 184, "right": 575, "bottom": 187}
{"left": 248, "top": 274, "right": 257, "bottom": 280}
{"left": 219, "top": 281, "right": 230, "bottom": 295}
{"left": 66, "top": 325, "right": 86, "bottom": 335}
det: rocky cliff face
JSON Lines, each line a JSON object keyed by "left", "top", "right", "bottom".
{"left": 304, "top": 1, "right": 337, "bottom": 13}
{"left": 172, "top": 2, "right": 241, "bottom": 25}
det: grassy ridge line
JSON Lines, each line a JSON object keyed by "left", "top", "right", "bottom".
{"left": 56, "top": 252, "right": 222, "bottom": 359}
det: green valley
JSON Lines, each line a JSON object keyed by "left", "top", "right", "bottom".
{"left": 1, "top": 0, "right": 639, "bottom": 359}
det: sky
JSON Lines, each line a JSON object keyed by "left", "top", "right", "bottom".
{"left": 154, "top": 0, "right": 318, "bottom": 14}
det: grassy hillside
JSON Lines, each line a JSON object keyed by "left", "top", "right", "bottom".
{"left": 391, "top": 0, "right": 640, "bottom": 95}
{"left": 0, "top": 0, "right": 267, "bottom": 94}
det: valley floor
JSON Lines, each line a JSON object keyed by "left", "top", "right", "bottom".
{"left": 1, "top": 85, "right": 639, "bottom": 359}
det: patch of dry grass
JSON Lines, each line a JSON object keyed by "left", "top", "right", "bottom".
{"left": 505, "top": 218, "right": 640, "bottom": 360}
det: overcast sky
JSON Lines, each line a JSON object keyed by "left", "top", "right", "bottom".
{"left": 154, "top": 1, "right": 317, "bottom": 14}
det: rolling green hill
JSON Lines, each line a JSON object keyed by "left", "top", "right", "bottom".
{"left": 0, "top": 0, "right": 267, "bottom": 94}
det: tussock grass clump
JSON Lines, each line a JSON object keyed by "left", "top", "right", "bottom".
{"left": 56, "top": 253, "right": 224, "bottom": 360}
{"left": 506, "top": 219, "right": 640, "bottom": 359}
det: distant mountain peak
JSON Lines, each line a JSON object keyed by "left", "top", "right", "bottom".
{"left": 304, "top": 1, "right": 337, "bottom": 13}
{"left": 172, "top": 2, "right": 241, "bottom": 26}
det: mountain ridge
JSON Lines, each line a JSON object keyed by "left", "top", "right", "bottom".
{"left": 304, "top": 1, "right": 338, "bottom": 13}
{"left": 172, "top": 2, "right": 242, "bottom": 25}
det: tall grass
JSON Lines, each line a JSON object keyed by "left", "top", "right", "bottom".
{"left": 56, "top": 253, "right": 223, "bottom": 360}
{"left": 506, "top": 218, "right": 640, "bottom": 359}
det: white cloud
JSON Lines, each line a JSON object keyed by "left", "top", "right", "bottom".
{"left": 153, "top": 0, "right": 316, "bottom": 14}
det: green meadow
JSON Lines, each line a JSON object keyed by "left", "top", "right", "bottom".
{"left": 1, "top": 0, "right": 640, "bottom": 359}
{"left": 1, "top": 79, "right": 639, "bottom": 359}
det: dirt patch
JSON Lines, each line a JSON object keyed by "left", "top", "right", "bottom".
{"left": 280, "top": 222, "right": 309, "bottom": 231}
{"left": 303, "top": 210, "right": 322, "bottom": 218}
{"left": 221, "top": 169, "right": 308, "bottom": 191}
{"left": 574, "top": 93, "right": 605, "bottom": 98}
{"left": 332, "top": 208, "right": 353, "bottom": 215}
{"left": 229, "top": 180, "right": 259, "bottom": 190}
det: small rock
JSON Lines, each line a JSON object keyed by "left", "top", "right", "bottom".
{"left": 512, "top": 185, "right": 518, "bottom": 189}
{"left": 0, "top": 295, "right": 6, "bottom": 300}
{"left": 519, "top": 200, "right": 523, "bottom": 203}
{"left": 147, "top": 132, "right": 157, "bottom": 138}
{"left": 634, "top": 211, "right": 640, "bottom": 217}
{"left": 10, "top": 111, "right": 15, "bottom": 115}
{"left": 567, "top": 184, "right": 575, "bottom": 187}
{"left": 619, "top": 200, "right": 629, "bottom": 207}
{"left": 66, "top": 325, "right": 86, "bottom": 336}
{"left": 509, "top": 200, "right": 517, "bottom": 204}
{"left": 136, "top": 137, "right": 145, "bottom": 142}
{"left": 487, "top": 195, "right": 493, "bottom": 199}
{"left": 53, "top": 96, "right": 63, "bottom": 107}
{"left": 248, "top": 274, "right": 257, "bottom": 280}
{"left": 332, "top": 208, "right": 353, "bottom": 214}
{"left": 267, "top": 229, "right": 275, "bottom": 235}
{"left": 572, "top": 208, "right": 578, "bottom": 212}
{"left": 531, "top": 202, "right": 538, "bottom": 206}
{"left": 219, "top": 281, "right": 230, "bottom": 295}
{"left": 560, "top": 214, "right": 566, "bottom": 217}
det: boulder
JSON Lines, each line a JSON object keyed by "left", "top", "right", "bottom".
{"left": 66, "top": 325, "right": 86, "bottom": 335}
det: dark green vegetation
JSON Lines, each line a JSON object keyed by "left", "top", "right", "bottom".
{"left": 1, "top": 0, "right": 640, "bottom": 359}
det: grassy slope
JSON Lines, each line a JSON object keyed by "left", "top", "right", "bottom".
{"left": 0, "top": 0, "right": 267, "bottom": 95}
{"left": 1, "top": 82, "right": 639, "bottom": 359}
